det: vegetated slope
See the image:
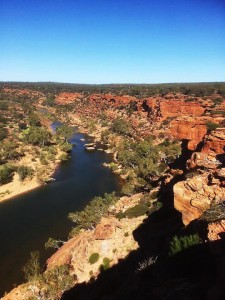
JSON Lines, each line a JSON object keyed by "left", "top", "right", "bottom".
{"left": 1, "top": 82, "right": 225, "bottom": 300}
{"left": 0, "top": 88, "right": 74, "bottom": 202}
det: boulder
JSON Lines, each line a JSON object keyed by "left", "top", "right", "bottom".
{"left": 174, "top": 174, "right": 225, "bottom": 225}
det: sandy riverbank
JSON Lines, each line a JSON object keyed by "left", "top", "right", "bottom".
{"left": 0, "top": 174, "right": 41, "bottom": 203}
{"left": 0, "top": 147, "right": 61, "bottom": 203}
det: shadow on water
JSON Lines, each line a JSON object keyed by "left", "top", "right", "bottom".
{"left": 0, "top": 130, "right": 122, "bottom": 296}
{"left": 62, "top": 174, "right": 225, "bottom": 300}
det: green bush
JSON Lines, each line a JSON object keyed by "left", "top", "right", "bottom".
{"left": 89, "top": 253, "right": 100, "bottom": 264}
{"left": 211, "top": 110, "right": 225, "bottom": 116}
{"left": 169, "top": 234, "right": 201, "bottom": 257}
{"left": 99, "top": 257, "right": 111, "bottom": 272}
{"left": 59, "top": 152, "right": 69, "bottom": 161}
{"left": 69, "top": 192, "right": 118, "bottom": 236}
{"left": 201, "top": 202, "right": 225, "bottom": 222}
{"left": 0, "top": 164, "right": 15, "bottom": 185}
{"left": 39, "top": 152, "right": 48, "bottom": 165}
{"left": 23, "top": 126, "right": 52, "bottom": 147}
{"left": 17, "top": 166, "right": 34, "bottom": 181}
{"left": 60, "top": 142, "right": 72, "bottom": 152}
{"left": 206, "top": 121, "right": 219, "bottom": 132}
{"left": 0, "top": 128, "right": 8, "bottom": 141}
{"left": 111, "top": 117, "right": 132, "bottom": 136}
{"left": 116, "top": 203, "right": 149, "bottom": 220}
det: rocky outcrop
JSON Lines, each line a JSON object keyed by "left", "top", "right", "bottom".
{"left": 202, "top": 128, "right": 225, "bottom": 155}
{"left": 160, "top": 100, "right": 205, "bottom": 119}
{"left": 174, "top": 174, "right": 225, "bottom": 225}
{"left": 47, "top": 194, "right": 144, "bottom": 284}
{"left": 208, "top": 220, "right": 225, "bottom": 241}
{"left": 186, "top": 152, "right": 222, "bottom": 170}
{"left": 170, "top": 119, "right": 207, "bottom": 150}
{"left": 55, "top": 92, "right": 82, "bottom": 104}
{"left": 89, "top": 94, "right": 137, "bottom": 107}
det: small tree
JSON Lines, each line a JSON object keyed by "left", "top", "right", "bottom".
{"left": 111, "top": 117, "right": 132, "bottom": 136}
{"left": 56, "top": 125, "right": 74, "bottom": 143}
{"left": 0, "top": 164, "right": 15, "bottom": 185}
{"left": 45, "top": 238, "right": 65, "bottom": 250}
{"left": 169, "top": 234, "right": 201, "bottom": 257}
{"left": 22, "top": 251, "right": 41, "bottom": 282}
{"left": 17, "top": 166, "right": 34, "bottom": 181}
{"left": 206, "top": 121, "right": 219, "bottom": 133}
{"left": 89, "top": 253, "right": 100, "bottom": 264}
{"left": 23, "top": 126, "right": 52, "bottom": 147}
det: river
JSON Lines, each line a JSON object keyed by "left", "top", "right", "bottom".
{"left": 0, "top": 126, "right": 122, "bottom": 295}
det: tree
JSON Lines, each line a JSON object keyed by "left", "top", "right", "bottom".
{"left": 111, "top": 117, "right": 132, "bottom": 136}
{"left": 56, "top": 125, "right": 74, "bottom": 143}
{"left": 0, "top": 127, "right": 8, "bottom": 141}
{"left": 0, "top": 140, "right": 20, "bottom": 161}
{"left": 0, "top": 164, "right": 15, "bottom": 185}
{"left": 68, "top": 192, "right": 118, "bottom": 236}
{"left": 22, "top": 251, "right": 41, "bottom": 282}
{"left": 45, "top": 238, "right": 65, "bottom": 250}
{"left": 17, "top": 166, "right": 34, "bottom": 181}
{"left": 23, "top": 126, "right": 52, "bottom": 147}
{"left": 28, "top": 112, "right": 41, "bottom": 126}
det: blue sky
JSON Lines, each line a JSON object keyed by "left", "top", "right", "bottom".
{"left": 0, "top": 0, "right": 225, "bottom": 83}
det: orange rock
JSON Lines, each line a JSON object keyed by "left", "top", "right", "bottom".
{"left": 174, "top": 175, "right": 225, "bottom": 225}
{"left": 55, "top": 92, "right": 82, "bottom": 104}
{"left": 170, "top": 119, "right": 207, "bottom": 150}
{"left": 93, "top": 217, "right": 121, "bottom": 240}
{"left": 208, "top": 220, "right": 225, "bottom": 241}
{"left": 160, "top": 101, "right": 205, "bottom": 119}
{"left": 186, "top": 152, "right": 221, "bottom": 170}
{"left": 202, "top": 128, "right": 225, "bottom": 155}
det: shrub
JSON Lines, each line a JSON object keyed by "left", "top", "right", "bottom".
{"left": 200, "top": 202, "right": 225, "bottom": 222}
{"left": 111, "top": 117, "right": 132, "bottom": 136}
{"left": 0, "top": 164, "right": 15, "bottom": 185}
{"left": 99, "top": 257, "right": 111, "bottom": 272}
{"left": 39, "top": 152, "right": 48, "bottom": 165}
{"left": 23, "top": 126, "right": 52, "bottom": 147}
{"left": 206, "top": 121, "right": 219, "bottom": 133}
{"left": 22, "top": 251, "right": 41, "bottom": 281}
{"left": 18, "top": 122, "right": 27, "bottom": 130}
{"left": 0, "top": 128, "right": 8, "bottom": 141}
{"left": 59, "top": 152, "right": 69, "bottom": 161}
{"left": 60, "top": 142, "right": 72, "bottom": 152}
{"left": 89, "top": 253, "right": 100, "bottom": 264}
{"left": 17, "top": 166, "right": 34, "bottom": 181}
{"left": 169, "top": 234, "right": 201, "bottom": 256}
{"left": 116, "top": 203, "right": 149, "bottom": 220}
{"left": 69, "top": 192, "right": 118, "bottom": 236}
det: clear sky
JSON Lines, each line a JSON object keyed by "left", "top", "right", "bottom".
{"left": 0, "top": 0, "right": 225, "bottom": 84}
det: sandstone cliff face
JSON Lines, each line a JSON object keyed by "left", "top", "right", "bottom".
{"left": 55, "top": 92, "right": 82, "bottom": 104}
{"left": 170, "top": 119, "right": 207, "bottom": 150}
{"left": 174, "top": 174, "right": 225, "bottom": 225}
{"left": 186, "top": 152, "right": 222, "bottom": 170}
{"left": 202, "top": 128, "right": 225, "bottom": 155}
{"left": 160, "top": 100, "right": 205, "bottom": 119}
{"left": 89, "top": 94, "right": 137, "bottom": 107}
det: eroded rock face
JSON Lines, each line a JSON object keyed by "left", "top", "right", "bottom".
{"left": 55, "top": 92, "right": 82, "bottom": 104}
{"left": 202, "top": 128, "right": 225, "bottom": 155}
{"left": 187, "top": 152, "right": 222, "bottom": 170}
{"left": 174, "top": 175, "right": 225, "bottom": 225}
{"left": 170, "top": 119, "right": 207, "bottom": 150}
{"left": 160, "top": 101, "right": 205, "bottom": 119}
{"left": 208, "top": 220, "right": 225, "bottom": 241}
{"left": 89, "top": 94, "right": 137, "bottom": 107}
